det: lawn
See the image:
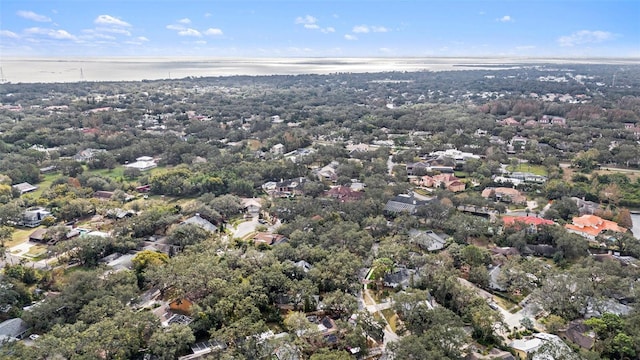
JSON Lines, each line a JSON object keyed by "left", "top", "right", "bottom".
{"left": 507, "top": 163, "right": 548, "bottom": 176}
{"left": 25, "top": 245, "right": 48, "bottom": 258}
{"left": 28, "top": 172, "right": 60, "bottom": 198}
{"left": 6, "top": 227, "right": 40, "bottom": 247}
{"left": 85, "top": 166, "right": 125, "bottom": 180}
{"left": 381, "top": 308, "right": 398, "bottom": 332}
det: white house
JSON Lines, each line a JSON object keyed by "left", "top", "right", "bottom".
{"left": 124, "top": 156, "right": 157, "bottom": 171}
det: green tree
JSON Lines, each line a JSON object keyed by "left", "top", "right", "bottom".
{"left": 148, "top": 324, "right": 195, "bottom": 360}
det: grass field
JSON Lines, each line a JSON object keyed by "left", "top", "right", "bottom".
{"left": 25, "top": 245, "right": 48, "bottom": 258}
{"left": 6, "top": 227, "right": 40, "bottom": 247}
{"left": 381, "top": 308, "right": 398, "bottom": 332}
{"left": 507, "top": 163, "right": 548, "bottom": 176}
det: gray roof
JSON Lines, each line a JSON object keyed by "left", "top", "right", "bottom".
{"left": 0, "top": 318, "right": 29, "bottom": 339}
{"left": 12, "top": 182, "right": 38, "bottom": 194}
{"left": 383, "top": 194, "right": 430, "bottom": 214}
{"left": 409, "top": 229, "right": 446, "bottom": 251}
{"left": 182, "top": 215, "right": 217, "bottom": 232}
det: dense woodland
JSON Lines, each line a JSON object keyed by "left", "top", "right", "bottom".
{"left": 0, "top": 63, "right": 639, "bottom": 359}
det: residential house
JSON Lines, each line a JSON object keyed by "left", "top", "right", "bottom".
{"left": 509, "top": 136, "right": 528, "bottom": 152}
{"left": 315, "top": 161, "right": 339, "bottom": 182}
{"left": 324, "top": 186, "right": 363, "bottom": 202}
{"left": 481, "top": 187, "right": 527, "bottom": 205}
{"left": 428, "top": 149, "right": 480, "bottom": 165}
{"left": 509, "top": 336, "right": 543, "bottom": 359}
{"left": 406, "top": 161, "right": 455, "bottom": 176}
{"left": 523, "top": 244, "right": 557, "bottom": 258}
{"left": 509, "top": 333, "right": 577, "bottom": 360}
{"left": 558, "top": 320, "right": 595, "bottom": 350}
{"left": 12, "top": 182, "right": 38, "bottom": 195}
{"left": 73, "top": 148, "right": 106, "bottom": 162}
{"left": 181, "top": 214, "right": 217, "bottom": 233}
{"left": 105, "top": 208, "right": 136, "bottom": 219}
{"left": 241, "top": 198, "right": 262, "bottom": 214}
{"left": 412, "top": 173, "right": 465, "bottom": 192}
{"left": 21, "top": 207, "right": 52, "bottom": 228}
{"left": 136, "top": 184, "right": 151, "bottom": 193}
{"left": 124, "top": 156, "right": 157, "bottom": 171}
{"left": 253, "top": 232, "right": 288, "bottom": 246}
{"left": 409, "top": 229, "right": 447, "bottom": 251}
{"left": 29, "top": 228, "right": 48, "bottom": 242}
{"left": 383, "top": 194, "right": 430, "bottom": 215}
{"left": 271, "top": 143, "right": 285, "bottom": 155}
{"left": 383, "top": 266, "right": 417, "bottom": 289}
{"left": 293, "top": 260, "right": 312, "bottom": 273}
{"left": 571, "top": 197, "right": 600, "bottom": 215}
{"left": 169, "top": 298, "right": 194, "bottom": 315}
{"left": 262, "top": 177, "right": 308, "bottom": 198}
{"left": 94, "top": 190, "right": 115, "bottom": 200}
{"left": 0, "top": 318, "right": 29, "bottom": 343}
{"left": 102, "top": 253, "right": 135, "bottom": 272}
{"left": 539, "top": 115, "right": 566, "bottom": 126}
{"left": 509, "top": 172, "right": 547, "bottom": 183}
{"left": 565, "top": 214, "right": 627, "bottom": 240}
{"left": 500, "top": 117, "right": 520, "bottom": 126}
{"left": 502, "top": 216, "right": 555, "bottom": 233}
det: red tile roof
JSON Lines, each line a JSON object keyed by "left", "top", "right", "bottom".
{"left": 565, "top": 214, "right": 627, "bottom": 238}
{"left": 502, "top": 216, "right": 554, "bottom": 227}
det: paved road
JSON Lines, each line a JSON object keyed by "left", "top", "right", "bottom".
{"left": 457, "top": 277, "right": 541, "bottom": 335}
{"left": 232, "top": 218, "right": 260, "bottom": 239}
{"left": 361, "top": 270, "right": 401, "bottom": 350}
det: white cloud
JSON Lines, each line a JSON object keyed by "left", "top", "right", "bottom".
{"left": 194, "top": 40, "right": 207, "bottom": 45}
{"left": 353, "top": 25, "right": 369, "bottom": 33}
{"left": 17, "top": 10, "right": 52, "bottom": 22}
{"left": 479, "top": 11, "right": 486, "bottom": 15}
{"left": 178, "top": 18, "right": 191, "bottom": 24}
{"left": 96, "top": 27, "right": 131, "bottom": 36}
{"left": 80, "top": 30, "right": 116, "bottom": 41}
{"left": 204, "top": 28, "right": 223, "bottom": 36}
{"left": 379, "top": 47, "right": 392, "bottom": 53}
{"left": 558, "top": 30, "right": 615, "bottom": 47}
{"left": 353, "top": 25, "right": 388, "bottom": 34}
{"left": 136, "top": 36, "right": 149, "bottom": 42}
{"left": 204, "top": 13, "right": 212, "bottom": 18}
{"left": 95, "top": 15, "right": 131, "bottom": 27}
{"left": 321, "top": 27, "right": 335, "bottom": 34}
{"left": 25, "top": 27, "right": 76, "bottom": 40}
{"left": 0, "top": 30, "right": 19, "bottom": 38}
{"left": 304, "top": 24, "right": 319, "bottom": 29}
{"left": 166, "top": 24, "right": 185, "bottom": 31}
{"left": 178, "top": 28, "right": 202, "bottom": 37}
{"left": 344, "top": 34, "right": 357, "bottom": 41}
{"left": 295, "top": 15, "right": 317, "bottom": 25}
{"left": 497, "top": 15, "right": 513, "bottom": 22}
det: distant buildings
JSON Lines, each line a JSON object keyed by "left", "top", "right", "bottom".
{"left": 411, "top": 173, "right": 465, "bottom": 192}
{"left": 12, "top": 182, "right": 38, "bottom": 195}
{"left": 565, "top": 214, "right": 627, "bottom": 240}
{"left": 124, "top": 156, "right": 157, "bottom": 171}
{"left": 383, "top": 194, "right": 430, "bottom": 215}
{"left": 482, "top": 187, "right": 527, "bottom": 205}
{"left": 21, "top": 207, "right": 51, "bottom": 228}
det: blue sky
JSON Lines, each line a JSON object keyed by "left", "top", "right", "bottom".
{"left": 1, "top": 0, "right": 638, "bottom": 57}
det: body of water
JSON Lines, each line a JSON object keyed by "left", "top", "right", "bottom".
{"left": 631, "top": 213, "right": 640, "bottom": 240}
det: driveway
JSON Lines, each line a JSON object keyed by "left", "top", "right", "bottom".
{"left": 232, "top": 218, "right": 260, "bottom": 239}
{"left": 457, "top": 277, "right": 541, "bottom": 335}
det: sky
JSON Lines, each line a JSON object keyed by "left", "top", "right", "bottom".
{"left": 1, "top": 0, "right": 638, "bottom": 58}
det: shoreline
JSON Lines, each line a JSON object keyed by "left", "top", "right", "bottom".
{"left": 1, "top": 57, "right": 638, "bottom": 84}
